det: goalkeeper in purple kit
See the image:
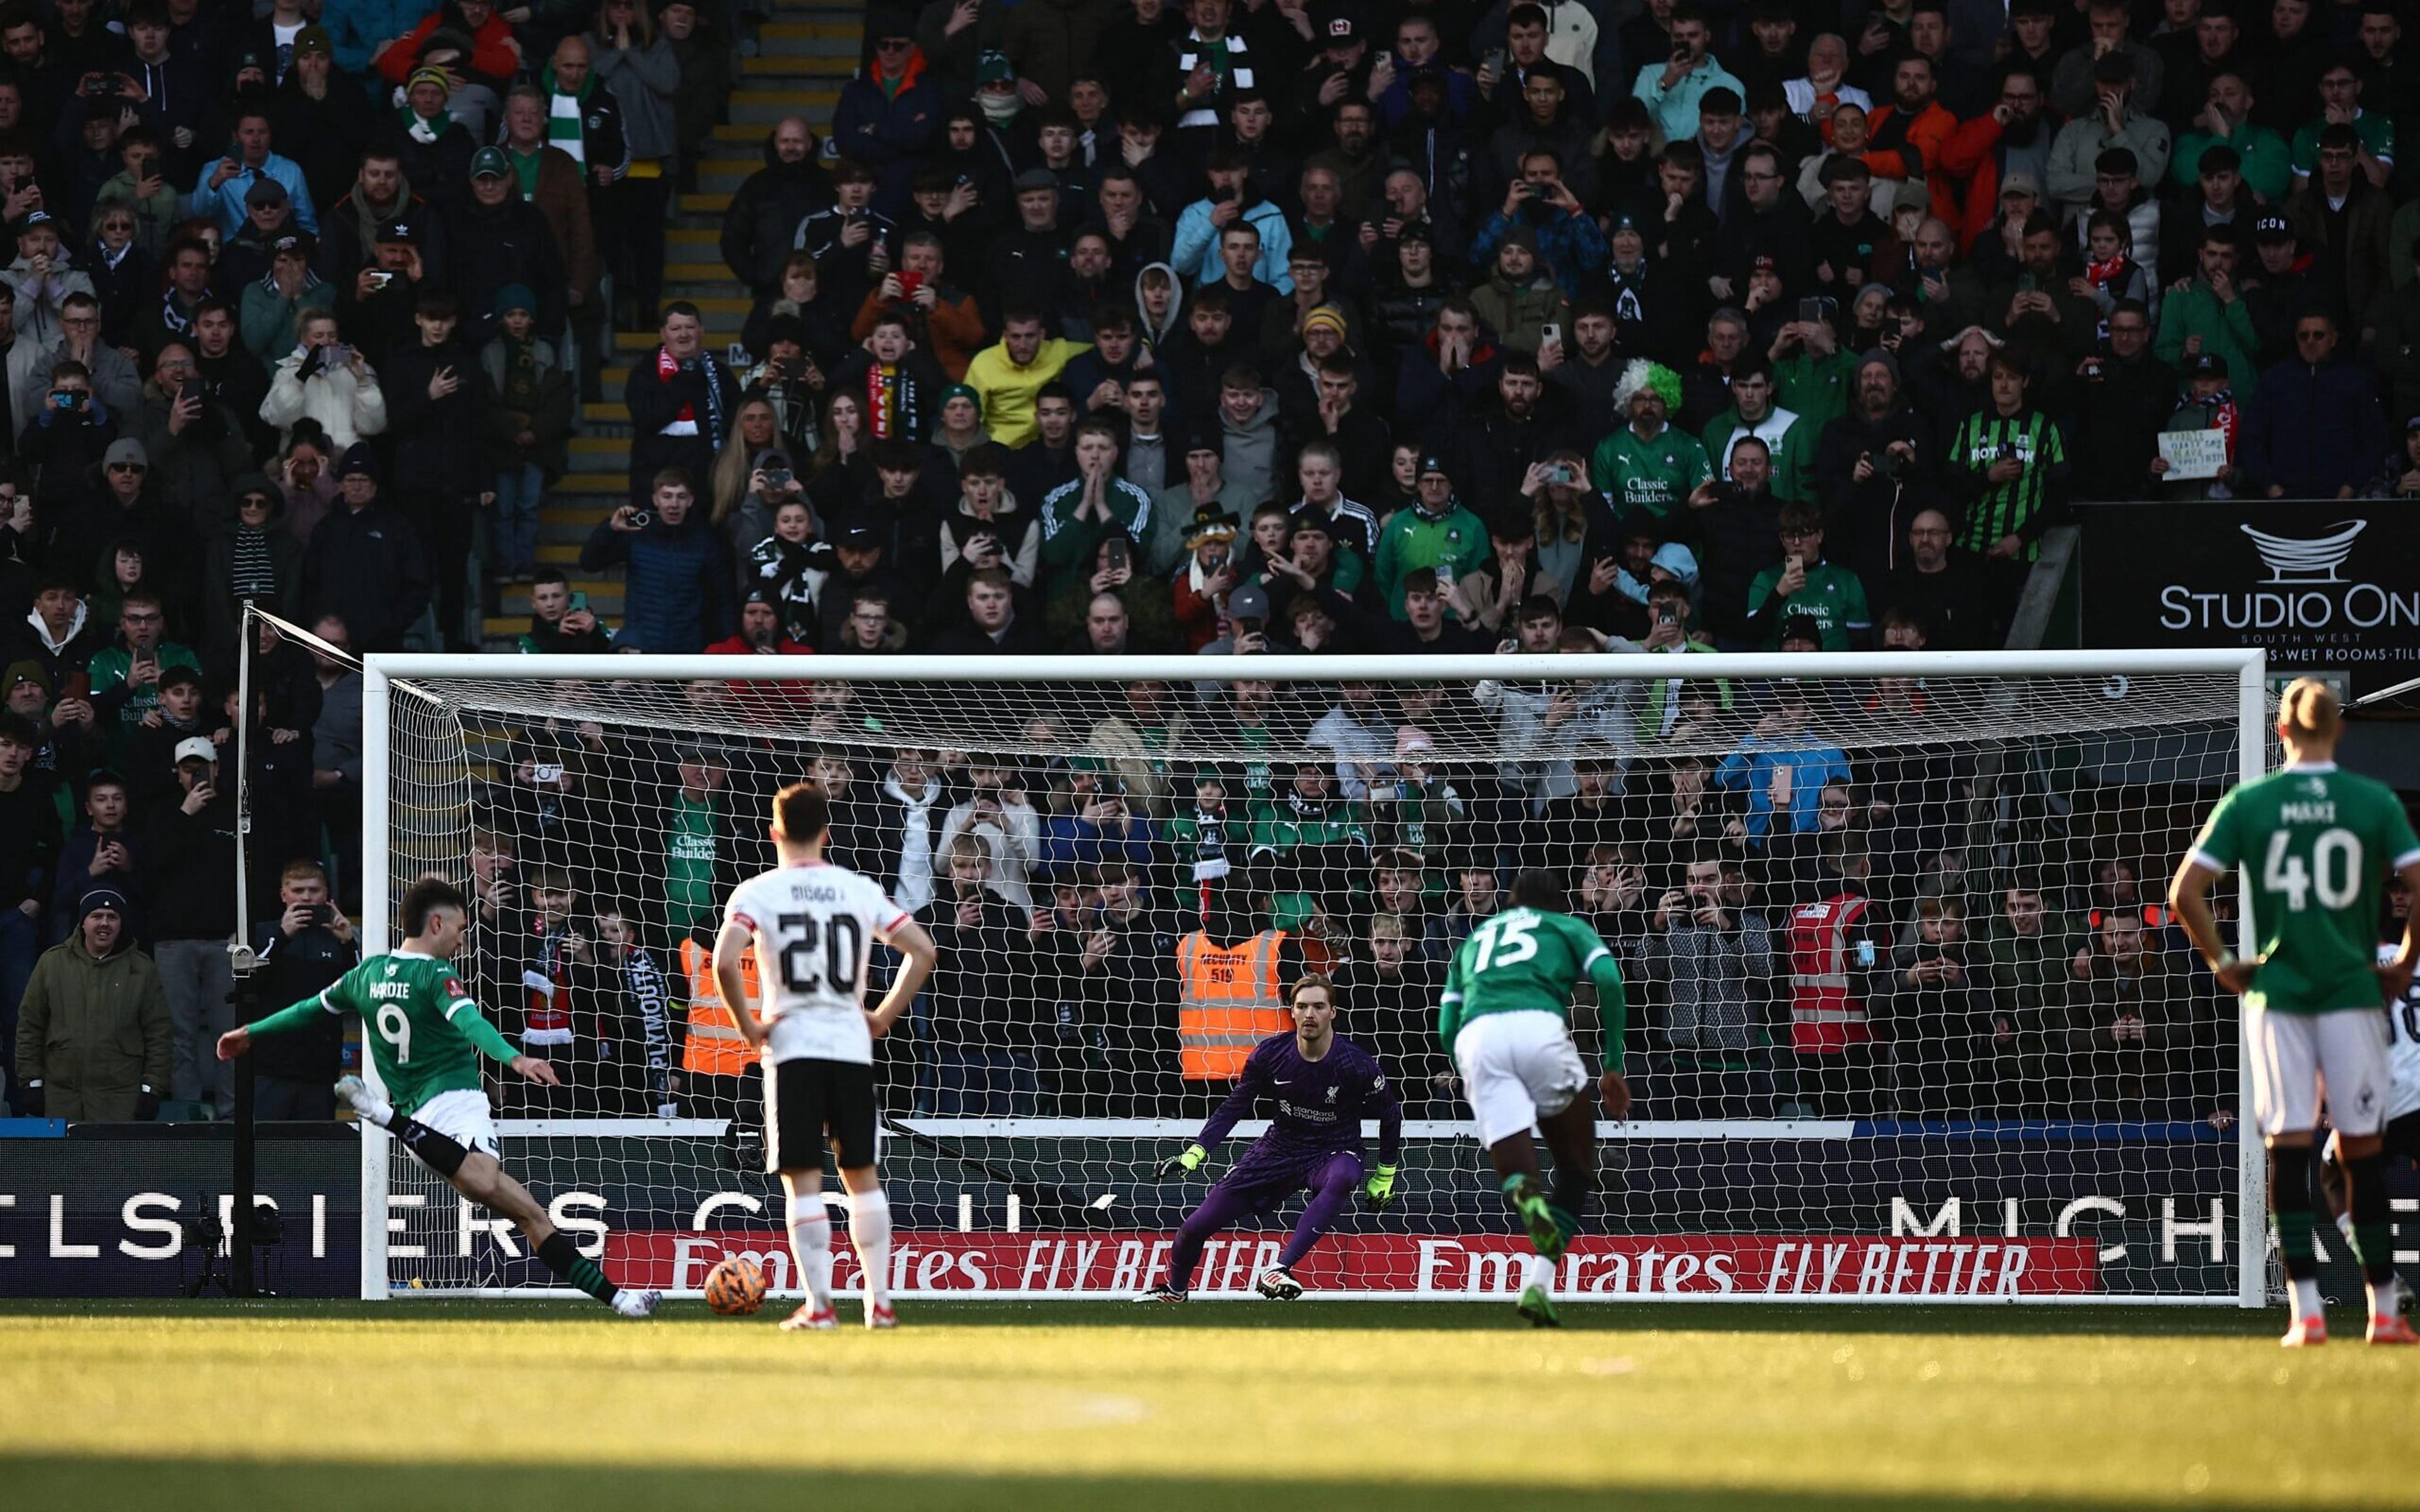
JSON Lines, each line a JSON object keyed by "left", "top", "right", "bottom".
{"left": 1136, "top": 975, "right": 1403, "bottom": 1301}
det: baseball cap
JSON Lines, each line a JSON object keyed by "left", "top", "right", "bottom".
{"left": 1228, "top": 580, "right": 1270, "bottom": 624}
{"left": 104, "top": 438, "right": 149, "bottom": 470}
{"left": 2000, "top": 171, "right": 2041, "bottom": 199}
{"left": 2254, "top": 212, "right": 2293, "bottom": 241}
{"left": 172, "top": 735, "right": 217, "bottom": 765}
{"left": 338, "top": 442, "right": 378, "bottom": 479}
{"left": 834, "top": 520, "right": 881, "bottom": 549}
{"left": 1322, "top": 13, "right": 1359, "bottom": 43}
{"left": 376, "top": 218, "right": 418, "bottom": 245}
{"left": 294, "top": 23, "right": 331, "bottom": 56}
{"left": 470, "top": 146, "right": 511, "bottom": 180}
{"left": 1416, "top": 451, "right": 1451, "bottom": 479}
{"left": 2191, "top": 352, "right": 2230, "bottom": 378}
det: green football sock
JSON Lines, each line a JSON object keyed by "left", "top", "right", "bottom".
{"left": 538, "top": 1231, "right": 618, "bottom": 1303}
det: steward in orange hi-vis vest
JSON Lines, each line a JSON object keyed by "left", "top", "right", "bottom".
{"left": 1176, "top": 927, "right": 1291, "bottom": 1080}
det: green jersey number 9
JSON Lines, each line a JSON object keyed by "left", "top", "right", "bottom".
{"left": 376, "top": 1001, "right": 413, "bottom": 1064}
{"left": 2261, "top": 828, "right": 2362, "bottom": 913}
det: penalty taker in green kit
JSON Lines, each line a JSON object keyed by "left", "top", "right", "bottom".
{"left": 218, "top": 878, "right": 660, "bottom": 1317}
{"left": 1439, "top": 869, "right": 1630, "bottom": 1328}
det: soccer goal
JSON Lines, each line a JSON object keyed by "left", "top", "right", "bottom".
{"left": 357, "top": 649, "right": 2269, "bottom": 1304}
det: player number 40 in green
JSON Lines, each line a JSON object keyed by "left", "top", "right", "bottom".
{"left": 376, "top": 1002, "right": 413, "bottom": 1064}
{"left": 2261, "top": 828, "right": 2362, "bottom": 913}
{"left": 1468, "top": 913, "right": 1540, "bottom": 973}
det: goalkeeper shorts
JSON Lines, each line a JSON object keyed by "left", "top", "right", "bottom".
{"left": 1453, "top": 1011, "right": 1590, "bottom": 1148}
{"left": 2249, "top": 1005, "right": 2391, "bottom": 1138}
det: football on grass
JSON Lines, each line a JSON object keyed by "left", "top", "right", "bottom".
{"left": 705, "top": 1257, "right": 767, "bottom": 1315}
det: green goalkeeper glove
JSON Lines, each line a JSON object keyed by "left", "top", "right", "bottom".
{"left": 1362, "top": 1164, "right": 1400, "bottom": 1210}
{"left": 1156, "top": 1143, "right": 1209, "bottom": 1180}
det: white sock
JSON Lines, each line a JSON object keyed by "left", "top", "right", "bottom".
{"left": 2368, "top": 1273, "right": 2404, "bottom": 1320}
{"left": 785, "top": 1192, "right": 833, "bottom": 1312}
{"left": 1523, "top": 1253, "right": 1555, "bottom": 1293}
{"left": 2292, "top": 1276, "right": 2325, "bottom": 1320}
{"left": 849, "top": 1189, "right": 893, "bottom": 1315}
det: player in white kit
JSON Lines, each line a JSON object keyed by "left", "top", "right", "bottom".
{"left": 714, "top": 781, "right": 936, "bottom": 1329}
{"left": 2319, "top": 878, "right": 2420, "bottom": 1308}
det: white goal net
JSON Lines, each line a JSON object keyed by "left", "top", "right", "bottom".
{"left": 360, "top": 651, "right": 2266, "bottom": 1303}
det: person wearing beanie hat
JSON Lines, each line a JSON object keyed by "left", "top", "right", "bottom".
{"left": 14, "top": 883, "right": 171, "bottom": 1120}
{"left": 834, "top": 13, "right": 944, "bottom": 214}
{"left": 1809, "top": 341, "right": 1928, "bottom": 588}
{"left": 1590, "top": 360, "right": 1712, "bottom": 523}
{"left": 480, "top": 276, "right": 575, "bottom": 584}
{"left": 1371, "top": 447, "right": 1489, "bottom": 620}
{"left": 1470, "top": 224, "right": 1564, "bottom": 355}
{"left": 199, "top": 469, "right": 302, "bottom": 666}
{"left": 304, "top": 434, "right": 433, "bottom": 653}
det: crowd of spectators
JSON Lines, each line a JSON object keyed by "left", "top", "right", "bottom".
{"left": 14, "top": 0, "right": 2373, "bottom": 1127}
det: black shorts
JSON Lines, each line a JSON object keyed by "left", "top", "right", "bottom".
{"left": 765, "top": 1057, "right": 878, "bottom": 1175}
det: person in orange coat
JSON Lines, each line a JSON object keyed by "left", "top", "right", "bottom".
{"left": 851, "top": 232, "right": 989, "bottom": 381}
{"left": 1939, "top": 68, "right": 2054, "bottom": 251}
{"left": 1861, "top": 54, "right": 1961, "bottom": 230}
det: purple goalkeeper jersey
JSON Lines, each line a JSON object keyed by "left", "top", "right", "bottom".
{"left": 1196, "top": 1033, "right": 1403, "bottom": 1162}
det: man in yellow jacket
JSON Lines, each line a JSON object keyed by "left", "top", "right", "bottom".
{"left": 963, "top": 312, "right": 1088, "bottom": 448}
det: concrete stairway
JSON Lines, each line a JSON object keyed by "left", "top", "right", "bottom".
{"left": 487, "top": 0, "right": 862, "bottom": 646}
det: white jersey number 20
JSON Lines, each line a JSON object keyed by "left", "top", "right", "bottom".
{"left": 775, "top": 912, "right": 863, "bottom": 996}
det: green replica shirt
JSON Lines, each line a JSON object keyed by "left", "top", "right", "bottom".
{"left": 2188, "top": 763, "right": 2420, "bottom": 1014}
{"left": 1439, "top": 907, "right": 1630, "bottom": 1070}
{"left": 664, "top": 791, "right": 720, "bottom": 933}
{"left": 1590, "top": 425, "right": 1713, "bottom": 522}
{"left": 1744, "top": 559, "right": 1871, "bottom": 650}
{"left": 2291, "top": 110, "right": 2394, "bottom": 175}
{"left": 294, "top": 951, "right": 508, "bottom": 1113}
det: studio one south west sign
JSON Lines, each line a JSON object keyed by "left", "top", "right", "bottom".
{"left": 2080, "top": 504, "right": 2420, "bottom": 696}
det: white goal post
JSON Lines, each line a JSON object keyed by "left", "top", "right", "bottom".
{"left": 357, "top": 650, "right": 2269, "bottom": 1304}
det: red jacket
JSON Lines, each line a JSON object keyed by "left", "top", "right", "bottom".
{"left": 1939, "top": 113, "right": 2011, "bottom": 251}
{"left": 1862, "top": 100, "right": 1960, "bottom": 229}
{"left": 377, "top": 14, "right": 522, "bottom": 84}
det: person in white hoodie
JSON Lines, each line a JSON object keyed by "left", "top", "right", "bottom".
{"left": 259, "top": 307, "right": 387, "bottom": 451}
{"left": 874, "top": 747, "right": 948, "bottom": 914}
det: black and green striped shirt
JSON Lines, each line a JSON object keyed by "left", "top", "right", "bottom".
{"left": 1949, "top": 406, "right": 2070, "bottom": 559}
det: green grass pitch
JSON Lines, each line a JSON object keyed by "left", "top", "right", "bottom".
{"left": 0, "top": 1298, "right": 2409, "bottom": 1511}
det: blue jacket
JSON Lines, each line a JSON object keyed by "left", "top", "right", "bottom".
{"left": 321, "top": 0, "right": 429, "bottom": 79}
{"left": 831, "top": 72, "right": 943, "bottom": 219}
{"left": 2239, "top": 355, "right": 2385, "bottom": 498}
{"left": 185, "top": 154, "right": 318, "bottom": 237}
{"left": 1170, "top": 195, "right": 1294, "bottom": 293}
{"left": 1470, "top": 204, "right": 1610, "bottom": 299}
{"left": 579, "top": 513, "right": 734, "bottom": 655}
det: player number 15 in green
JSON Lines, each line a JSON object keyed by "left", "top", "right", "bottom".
{"left": 1469, "top": 914, "right": 1540, "bottom": 972}
{"left": 2261, "top": 828, "right": 2361, "bottom": 913}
